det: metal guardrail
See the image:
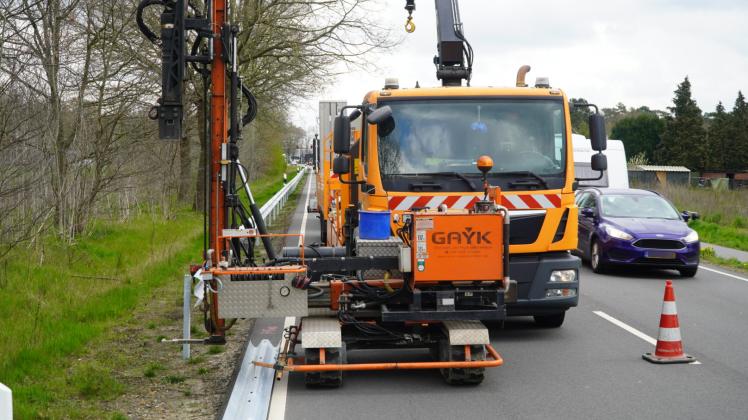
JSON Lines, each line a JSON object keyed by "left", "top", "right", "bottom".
{"left": 222, "top": 168, "right": 307, "bottom": 420}
{"left": 260, "top": 168, "right": 307, "bottom": 225}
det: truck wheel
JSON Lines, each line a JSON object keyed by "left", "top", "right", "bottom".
{"left": 304, "top": 345, "right": 345, "bottom": 388}
{"left": 534, "top": 311, "right": 566, "bottom": 328}
{"left": 590, "top": 239, "right": 608, "bottom": 274}
{"left": 319, "top": 216, "right": 328, "bottom": 244}
{"left": 679, "top": 266, "right": 698, "bottom": 277}
{"left": 438, "top": 340, "right": 485, "bottom": 385}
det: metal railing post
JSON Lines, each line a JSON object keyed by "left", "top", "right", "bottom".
{"left": 182, "top": 274, "right": 191, "bottom": 360}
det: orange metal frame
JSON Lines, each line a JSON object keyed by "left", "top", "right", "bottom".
{"left": 253, "top": 344, "right": 504, "bottom": 372}
{"left": 208, "top": 0, "right": 227, "bottom": 337}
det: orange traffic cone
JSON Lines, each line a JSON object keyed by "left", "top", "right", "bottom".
{"left": 643, "top": 280, "right": 696, "bottom": 364}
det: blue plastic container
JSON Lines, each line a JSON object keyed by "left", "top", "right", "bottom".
{"left": 359, "top": 210, "right": 391, "bottom": 240}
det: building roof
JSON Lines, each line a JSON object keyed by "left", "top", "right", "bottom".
{"left": 628, "top": 165, "right": 691, "bottom": 172}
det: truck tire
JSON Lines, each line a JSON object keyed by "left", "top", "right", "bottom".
{"left": 304, "top": 345, "right": 346, "bottom": 388}
{"left": 438, "top": 340, "right": 485, "bottom": 385}
{"left": 534, "top": 311, "right": 566, "bottom": 328}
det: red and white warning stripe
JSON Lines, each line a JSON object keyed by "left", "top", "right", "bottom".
{"left": 654, "top": 287, "right": 684, "bottom": 357}
{"left": 388, "top": 193, "right": 561, "bottom": 211}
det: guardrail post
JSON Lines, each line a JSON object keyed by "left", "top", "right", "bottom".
{"left": 0, "top": 382, "right": 11, "bottom": 420}
{"left": 182, "top": 274, "right": 191, "bottom": 360}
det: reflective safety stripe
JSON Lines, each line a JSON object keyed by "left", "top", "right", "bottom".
{"left": 387, "top": 193, "right": 563, "bottom": 210}
{"left": 657, "top": 327, "right": 682, "bottom": 342}
{"left": 533, "top": 194, "right": 555, "bottom": 209}
{"left": 661, "top": 301, "right": 678, "bottom": 315}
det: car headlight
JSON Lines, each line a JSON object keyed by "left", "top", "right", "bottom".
{"left": 550, "top": 269, "right": 577, "bottom": 283}
{"left": 603, "top": 225, "right": 633, "bottom": 241}
{"left": 684, "top": 230, "right": 699, "bottom": 243}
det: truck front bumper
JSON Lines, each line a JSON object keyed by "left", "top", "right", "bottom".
{"left": 506, "top": 252, "right": 581, "bottom": 316}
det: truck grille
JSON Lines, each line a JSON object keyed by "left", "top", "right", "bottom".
{"left": 509, "top": 213, "right": 545, "bottom": 245}
{"left": 633, "top": 239, "right": 684, "bottom": 250}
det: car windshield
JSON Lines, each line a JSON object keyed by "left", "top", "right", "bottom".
{"left": 600, "top": 195, "right": 680, "bottom": 219}
{"left": 377, "top": 99, "right": 566, "bottom": 177}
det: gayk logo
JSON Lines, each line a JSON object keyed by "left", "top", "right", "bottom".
{"left": 431, "top": 227, "right": 491, "bottom": 245}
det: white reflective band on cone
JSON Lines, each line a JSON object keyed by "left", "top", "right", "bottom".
{"left": 657, "top": 327, "right": 682, "bottom": 342}
{"left": 661, "top": 301, "right": 678, "bottom": 315}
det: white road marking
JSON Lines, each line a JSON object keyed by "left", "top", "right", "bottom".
{"left": 592, "top": 310, "right": 701, "bottom": 364}
{"left": 593, "top": 310, "right": 657, "bottom": 345}
{"left": 297, "top": 177, "right": 313, "bottom": 247}
{"left": 700, "top": 265, "right": 748, "bottom": 283}
{"left": 269, "top": 176, "right": 312, "bottom": 420}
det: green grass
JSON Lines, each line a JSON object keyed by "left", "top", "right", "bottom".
{"left": 0, "top": 169, "right": 298, "bottom": 417}
{"left": 0, "top": 211, "right": 202, "bottom": 418}
{"left": 689, "top": 220, "right": 748, "bottom": 252}
{"left": 144, "top": 362, "right": 165, "bottom": 378}
{"left": 701, "top": 247, "right": 748, "bottom": 273}
{"left": 641, "top": 183, "right": 748, "bottom": 252}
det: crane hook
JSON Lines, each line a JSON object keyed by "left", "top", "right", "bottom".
{"left": 404, "top": 0, "right": 416, "bottom": 33}
{"left": 405, "top": 16, "right": 416, "bottom": 33}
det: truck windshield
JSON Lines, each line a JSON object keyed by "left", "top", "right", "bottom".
{"left": 377, "top": 99, "right": 566, "bottom": 190}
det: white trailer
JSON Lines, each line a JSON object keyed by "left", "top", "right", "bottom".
{"left": 572, "top": 133, "right": 628, "bottom": 188}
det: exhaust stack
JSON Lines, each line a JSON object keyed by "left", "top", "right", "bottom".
{"left": 516, "top": 65, "right": 531, "bottom": 87}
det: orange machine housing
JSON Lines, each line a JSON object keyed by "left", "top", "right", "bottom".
{"left": 412, "top": 212, "right": 504, "bottom": 282}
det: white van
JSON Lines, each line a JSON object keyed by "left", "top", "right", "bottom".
{"left": 572, "top": 134, "right": 628, "bottom": 189}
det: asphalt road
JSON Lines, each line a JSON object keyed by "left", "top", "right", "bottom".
{"left": 269, "top": 177, "right": 748, "bottom": 420}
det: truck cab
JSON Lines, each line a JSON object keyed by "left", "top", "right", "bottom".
{"left": 320, "top": 81, "right": 607, "bottom": 327}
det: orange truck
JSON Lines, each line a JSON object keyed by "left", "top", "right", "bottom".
{"left": 257, "top": 0, "right": 610, "bottom": 387}
{"left": 315, "top": 75, "right": 608, "bottom": 318}
{"left": 291, "top": 0, "right": 609, "bottom": 387}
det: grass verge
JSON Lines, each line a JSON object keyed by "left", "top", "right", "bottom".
{"left": 0, "top": 171, "right": 302, "bottom": 418}
{"left": 701, "top": 247, "right": 748, "bottom": 274}
{"left": 689, "top": 220, "right": 748, "bottom": 252}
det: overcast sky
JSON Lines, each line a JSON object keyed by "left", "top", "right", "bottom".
{"left": 292, "top": 0, "right": 748, "bottom": 137}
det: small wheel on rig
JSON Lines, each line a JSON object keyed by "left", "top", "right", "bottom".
{"left": 303, "top": 345, "right": 345, "bottom": 388}
{"left": 438, "top": 340, "right": 485, "bottom": 386}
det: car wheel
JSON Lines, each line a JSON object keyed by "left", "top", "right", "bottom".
{"left": 590, "top": 239, "right": 607, "bottom": 274}
{"left": 534, "top": 311, "right": 565, "bottom": 328}
{"left": 679, "top": 266, "right": 698, "bottom": 277}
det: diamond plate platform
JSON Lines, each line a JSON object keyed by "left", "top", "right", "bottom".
{"left": 301, "top": 317, "right": 342, "bottom": 348}
{"left": 356, "top": 237, "right": 403, "bottom": 279}
{"left": 216, "top": 274, "right": 308, "bottom": 319}
{"left": 443, "top": 320, "right": 489, "bottom": 345}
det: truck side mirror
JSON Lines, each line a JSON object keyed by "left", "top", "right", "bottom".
{"left": 367, "top": 105, "right": 395, "bottom": 137}
{"left": 333, "top": 155, "right": 350, "bottom": 175}
{"left": 591, "top": 153, "right": 607, "bottom": 171}
{"left": 334, "top": 115, "right": 351, "bottom": 154}
{"left": 589, "top": 114, "right": 607, "bottom": 151}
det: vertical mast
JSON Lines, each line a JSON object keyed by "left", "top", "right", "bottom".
{"left": 209, "top": 0, "right": 227, "bottom": 339}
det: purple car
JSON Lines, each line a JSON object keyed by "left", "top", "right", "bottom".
{"left": 574, "top": 188, "right": 700, "bottom": 277}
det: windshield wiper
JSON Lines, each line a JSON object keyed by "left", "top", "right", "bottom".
{"left": 425, "top": 171, "right": 478, "bottom": 191}
{"left": 494, "top": 171, "right": 548, "bottom": 190}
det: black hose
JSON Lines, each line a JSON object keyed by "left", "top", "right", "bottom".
{"left": 136, "top": 0, "right": 166, "bottom": 45}
{"left": 240, "top": 82, "right": 258, "bottom": 126}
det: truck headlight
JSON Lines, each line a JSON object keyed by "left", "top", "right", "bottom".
{"left": 603, "top": 225, "right": 633, "bottom": 241}
{"left": 550, "top": 269, "right": 577, "bottom": 283}
{"left": 684, "top": 230, "right": 699, "bottom": 243}
{"left": 545, "top": 288, "right": 577, "bottom": 298}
